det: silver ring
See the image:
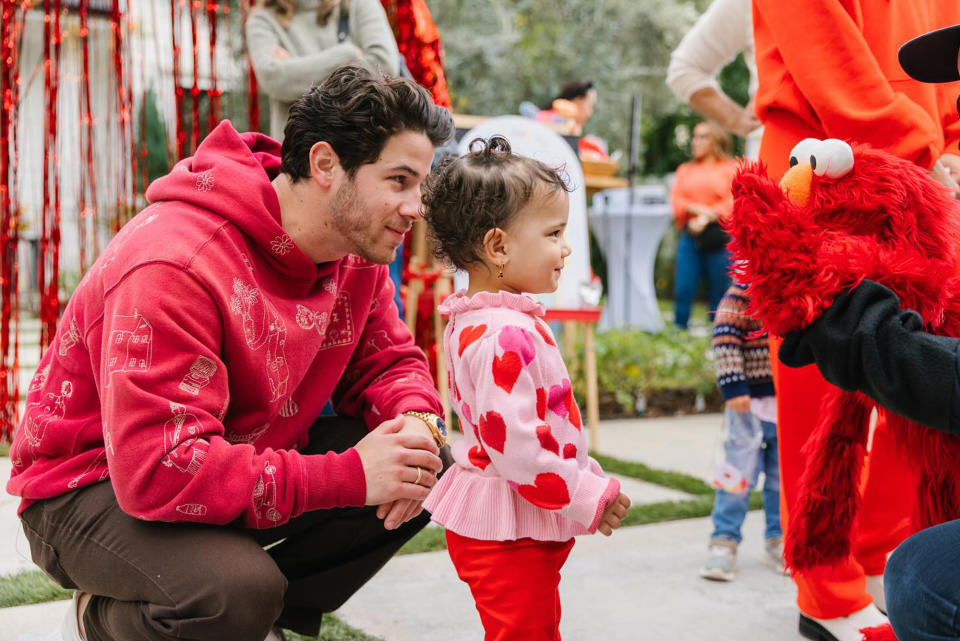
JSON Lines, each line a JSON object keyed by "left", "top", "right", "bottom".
{"left": 414, "top": 466, "right": 422, "bottom": 485}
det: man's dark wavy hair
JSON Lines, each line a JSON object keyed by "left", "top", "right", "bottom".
{"left": 281, "top": 64, "right": 454, "bottom": 181}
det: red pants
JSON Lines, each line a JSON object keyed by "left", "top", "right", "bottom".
{"left": 771, "top": 337, "right": 914, "bottom": 618}
{"left": 445, "top": 530, "right": 575, "bottom": 641}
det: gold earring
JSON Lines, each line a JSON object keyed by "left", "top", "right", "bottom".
{"left": 498, "top": 264, "right": 504, "bottom": 278}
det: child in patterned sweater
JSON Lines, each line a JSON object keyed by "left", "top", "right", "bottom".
{"left": 422, "top": 136, "right": 631, "bottom": 640}
{"left": 701, "top": 280, "right": 782, "bottom": 582}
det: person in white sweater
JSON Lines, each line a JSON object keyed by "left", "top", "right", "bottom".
{"left": 666, "top": 0, "right": 761, "bottom": 158}
{"left": 246, "top": 0, "right": 400, "bottom": 139}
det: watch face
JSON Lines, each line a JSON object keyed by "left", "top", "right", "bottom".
{"left": 436, "top": 417, "right": 447, "bottom": 437}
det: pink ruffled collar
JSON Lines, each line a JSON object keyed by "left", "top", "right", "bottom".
{"left": 439, "top": 289, "right": 545, "bottom": 317}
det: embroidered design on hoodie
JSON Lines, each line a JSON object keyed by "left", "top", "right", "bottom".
{"left": 12, "top": 380, "right": 73, "bottom": 469}
{"left": 253, "top": 460, "right": 282, "bottom": 524}
{"left": 323, "top": 277, "right": 338, "bottom": 294}
{"left": 295, "top": 305, "right": 329, "bottom": 335}
{"left": 105, "top": 310, "right": 153, "bottom": 386}
{"left": 225, "top": 422, "right": 270, "bottom": 445}
{"left": 161, "top": 401, "right": 209, "bottom": 475}
{"left": 230, "top": 278, "right": 290, "bottom": 402}
{"left": 362, "top": 330, "right": 393, "bottom": 358}
{"left": 319, "top": 292, "right": 354, "bottom": 351}
{"left": 270, "top": 234, "right": 294, "bottom": 256}
{"left": 67, "top": 451, "right": 109, "bottom": 489}
{"left": 280, "top": 396, "right": 299, "bottom": 418}
{"left": 196, "top": 170, "right": 215, "bottom": 192}
{"left": 58, "top": 318, "right": 82, "bottom": 357}
{"left": 176, "top": 503, "right": 208, "bottom": 517}
{"left": 178, "top": 355, "right": 218, "bottom": 395}
{"left": 28, "top": 364, "right": 50, "bottom": 393}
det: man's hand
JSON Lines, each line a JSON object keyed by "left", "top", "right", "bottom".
{"left": 930, "top": 159, "right": 960, "bottom": 194}
{"left": 597, "top": 492, "right": 631, "bottom": 536}
{"left": 725, "top": 395, "right": 751, "bottom": 413}
{"left": 371, "top": 414, "right": 442, "bottom": 530}
{"left": 354, "top": 415, "right": 442, "bottom": 530}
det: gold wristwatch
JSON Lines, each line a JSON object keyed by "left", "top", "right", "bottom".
{"left": 403, "top": 411, "right": 449, "bottom": 447}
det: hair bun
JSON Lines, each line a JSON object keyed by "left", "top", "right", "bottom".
{"left": 468, "top": 135, "right": 513, "bottom": 158}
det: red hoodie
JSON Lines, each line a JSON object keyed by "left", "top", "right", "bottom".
{"left": 6, "top": 121, "right": 442, "bottom": 527}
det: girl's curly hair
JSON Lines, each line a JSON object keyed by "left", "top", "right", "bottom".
{"left": 422, "top": 136, "right": 571, "bottom": 270}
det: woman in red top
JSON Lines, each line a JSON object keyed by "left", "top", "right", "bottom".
{"left": 670, "top": 120, "right": 739, "bottom": 328}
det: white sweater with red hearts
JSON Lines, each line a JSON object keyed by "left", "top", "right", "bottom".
{"left": 424, "top": 290, "right": 619, "bottom": 541}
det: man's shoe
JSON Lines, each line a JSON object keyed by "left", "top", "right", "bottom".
{"left": 798, "top": 604, "right": 888, "bottom": 641}
{"left": 60, "top": 591, "right": 87, "bottom": 641}
{"left": 699, "top": 539, "right": 737, "bottom": 582}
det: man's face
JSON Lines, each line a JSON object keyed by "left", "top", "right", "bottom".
{"left": 329, "top": 130, "right": 435, "bottom": 264}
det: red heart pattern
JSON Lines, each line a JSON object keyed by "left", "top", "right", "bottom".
{"left": 468, "top": 445, "right": 491, "bottom": 470}
{"left": 516, "top": 472, "right": 570, "bottom": 510}
{"left": 548, "top": 379, "right": 573, "bottom": 419}
{"left": 492, "top": 351, "right": 523, "bottom": 393}
{"left": 536, "top": 424, "right": 560, "bottom": 455}
{"left": 535, "top": 321, "right": 556, "bottom": 346}
{"left": 569, "top": 397, "right": 582, "bottom": 430}
{"left": 458, "top": 324, "right": 487, "bottom": 356}
{"left": 563, "top": 443, "right": 578, "bottom": 459}
{"left": 478, "top": 411, "right": 506, "bottom": 453}
{"left": 536, "top": 387, "right": 547, "bottom": 420}
{"left": 498, "top": 326, "right": 536, "bottom": 365}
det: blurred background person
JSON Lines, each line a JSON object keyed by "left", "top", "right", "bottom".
{"left": 669, "top": 120, "right": 736, "bottom": 329}
{"left": 667, "top": 0, "right": 761, "bottom": 159}
{"left": 246, "top": 0, "right": 401, "bottom": 140}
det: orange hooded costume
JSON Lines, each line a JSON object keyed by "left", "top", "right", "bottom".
{"left": 752, "top": 0, "right": 960, "bottom": 621}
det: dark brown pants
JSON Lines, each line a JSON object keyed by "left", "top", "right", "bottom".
{"left": 20, "top": 416, "right": 443, "bottom": 641}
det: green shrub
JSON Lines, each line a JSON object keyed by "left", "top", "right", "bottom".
{"left": 569, "top": 325, "right": 715, "bottom": 416}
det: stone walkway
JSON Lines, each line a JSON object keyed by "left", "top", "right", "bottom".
{"left": 1, "top": 414, "right": 809, "bottom": 641}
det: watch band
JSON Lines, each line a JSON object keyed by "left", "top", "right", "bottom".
{"left": 403, "top": 411, "right": 447, "bottom": 447}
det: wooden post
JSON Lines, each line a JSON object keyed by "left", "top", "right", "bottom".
{"left": 434, "top": 275, "right": 453, "bottom": 429}
{"left": 584, "top": 322, "right": 599, "bottom": 451}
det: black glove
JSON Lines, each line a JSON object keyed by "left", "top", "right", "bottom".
{"left": 779, "top": 279, "right": 960, "bottom": 434}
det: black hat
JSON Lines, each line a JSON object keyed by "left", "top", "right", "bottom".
{"left": 899, "top": 24, "right": 960, "bottom": 83}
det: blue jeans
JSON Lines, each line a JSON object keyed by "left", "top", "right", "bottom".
{"left": 885, "top": 519, "right": 960, "bottom": 641}
{"left": 710, "top": 409, "right": 782, "bottom": 543}
{"left": 673, "top": 230, "right": 731, "bottom": 328}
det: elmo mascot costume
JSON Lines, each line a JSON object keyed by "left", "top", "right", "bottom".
{"left": 727, "top": 138, "right": 960, "bottom": 582}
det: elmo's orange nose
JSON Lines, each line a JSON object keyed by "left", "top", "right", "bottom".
{"left": 780, "top": 162, "right": 813, "bottom": 207}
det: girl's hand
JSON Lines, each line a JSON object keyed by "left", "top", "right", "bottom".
{"left": 725, "top": 395, "right": 751, "bottom": 413}
{"left": 597, "top": 492, "right": 631, "bottom": 535}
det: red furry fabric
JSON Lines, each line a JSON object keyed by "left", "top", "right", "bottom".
{"left": 860, "top": 623, "right": 898, "bottom": 641}
{"left": 726, "top": 144, "right": 960, "bottom": 571}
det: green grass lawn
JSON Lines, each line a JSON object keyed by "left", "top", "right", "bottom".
{"left": 0, "top": 450, "right": 756, "bottom": 640}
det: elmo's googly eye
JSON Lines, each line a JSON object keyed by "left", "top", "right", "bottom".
{"left": 788, "top": 138, "right": 820, "bottom": 168}
{"left": 810, "top": 139, "right": 854, "bottom": 178}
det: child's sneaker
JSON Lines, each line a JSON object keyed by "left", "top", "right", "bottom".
{"left": 764, "top": 536, "right": 787, "bottom": 574}
{"left": 700, "top": 539, "right": 737, "bottom": 581}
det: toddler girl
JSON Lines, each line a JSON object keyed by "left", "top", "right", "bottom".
{"left": 422, "top": 136, "right": 631, "bottom": 641}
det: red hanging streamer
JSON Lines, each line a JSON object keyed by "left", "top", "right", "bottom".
{"left": 0, "top": 0, "right": 25, "bottom": 442}
{"left": 77, "top": 0, "right": 100, "bottom": 274}
{"left": 171, "top": 0, "right": 186, "bottom": 158}
{"left": 382, "top": 0, "right": 451, "bottom": 108}
{"left": 189, "top": 0, "right": 200, "bottom": 151}
{"left": 207, "top": 1, "right": 220, "bottom": 131}
{"left": 39, "top": 0, "right": 64, "bottom": 352}
{"left": 241, "top": 0, "right": 259, "bottom": 132}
